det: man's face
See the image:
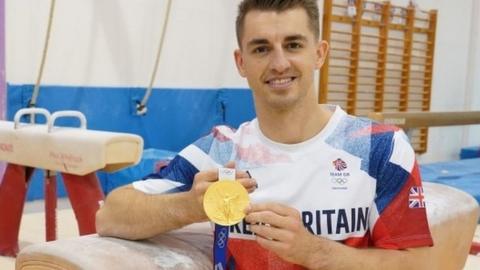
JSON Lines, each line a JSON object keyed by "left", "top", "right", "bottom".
{"left": 234, "top": 8, "right": 328, "bottom": 111}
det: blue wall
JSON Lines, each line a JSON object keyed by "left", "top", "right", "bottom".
{"left": 7, "top": 84, "right": 256, "bottom": 200}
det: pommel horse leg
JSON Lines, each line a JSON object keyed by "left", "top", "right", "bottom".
{"left": 0, "top": 164, "right": 35, "bottom": 256}
{"left": 62, "top": 173, "right": 104, "bottom": 235}
{"left": 45, "top": 170, "right": 57, "bottom": 242}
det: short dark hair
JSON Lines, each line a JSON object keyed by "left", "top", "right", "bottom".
{"left": 235, "top": 0, "right": 320, "bottom": 47}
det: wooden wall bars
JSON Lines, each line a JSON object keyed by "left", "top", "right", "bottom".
{"left": 320, "top": 0, "right": 437, "bottom": 153}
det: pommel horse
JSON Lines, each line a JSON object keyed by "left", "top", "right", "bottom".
{"left": 0, "top": 108, "right": 143, "bottom": 256}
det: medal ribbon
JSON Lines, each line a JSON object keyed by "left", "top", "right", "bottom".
{"left": 213, "top": 168, "right": 235, "bottom": 270}
{"left": 214, "top": 224, "right": 229, "bottom": 270}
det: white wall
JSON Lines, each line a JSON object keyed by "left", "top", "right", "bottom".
{"left": 5, "top": 0, "right": 479, "bottom": 162}
{"left": 405, "top": 0, "right": 479, "bottom": 162}
{"left": 463, "top": 0, "right": 480, "bottom": 148}
{"left": 6, "top": 0, "right": 245, "bottom": 88}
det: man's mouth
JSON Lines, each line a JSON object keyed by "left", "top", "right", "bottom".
{"left": 265, "top": 77, "right": 296, "bottom": 89}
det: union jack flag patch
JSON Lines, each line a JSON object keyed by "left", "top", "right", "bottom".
{"left": 408, "top": 186, "right": 425, "bottom": 208}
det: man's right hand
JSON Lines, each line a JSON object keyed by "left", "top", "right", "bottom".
{"left": 187, "top": 162, "right": 258, "bottom": 223}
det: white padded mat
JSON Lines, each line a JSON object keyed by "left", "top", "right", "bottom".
{"left": 1, "top": 200, "right": 479, "bottom": 270}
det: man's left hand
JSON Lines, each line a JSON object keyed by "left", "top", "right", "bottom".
{"left": 244, "top": 202, "right": 325, "bottom": 268}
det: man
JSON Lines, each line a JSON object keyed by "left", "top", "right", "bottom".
{"left": 96, "top": 0, "right": 433, "bottom": 269}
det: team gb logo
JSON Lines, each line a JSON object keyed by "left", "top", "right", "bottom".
{"left": 332, "top": 158, "right": 347, "bottom": 171}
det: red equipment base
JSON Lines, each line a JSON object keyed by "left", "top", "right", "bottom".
{"left": 0, "top": 164, "right": 104, "bottom": 257}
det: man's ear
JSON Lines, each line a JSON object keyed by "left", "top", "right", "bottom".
{"left": 234, "top": 49, "right": 247, "bottom": 77}
{"left": 315, "top": 40, "right": 329, "bottom": 69}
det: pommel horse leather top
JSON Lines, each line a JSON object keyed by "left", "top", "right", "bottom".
{"left": 0, "top": 108, "right": 143, "bottom": 175}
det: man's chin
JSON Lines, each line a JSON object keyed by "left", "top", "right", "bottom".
{"left": 265, "top": 96, "right": 299, "bottom": 111}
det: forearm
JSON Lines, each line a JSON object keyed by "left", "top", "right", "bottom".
{"left": 306, "top": 237, "right": 431, "bottom": 270}
{"left": 96, "top": 185, "right": 205, "bottom": 240}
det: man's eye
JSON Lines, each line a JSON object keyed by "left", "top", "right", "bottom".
{"left": 253, "top": 46, "right": 269, "bottom": 54}
{"left": 286, "top": 42, "right": 303, "bottom": 50}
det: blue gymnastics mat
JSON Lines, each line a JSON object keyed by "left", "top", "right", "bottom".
{"left": 420, "top": 158, "right": 480, "bottom": 204}
{"left": 460, "top": 146, "right": 480, "bottom": 159}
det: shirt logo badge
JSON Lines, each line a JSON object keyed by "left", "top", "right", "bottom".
{"left": 330, "top": 158, "right": 350, "bottom": 189}
{"left": 408, "top": 186, "right": 426, "bottom": 208}
{"left": 332, "top": 158, "right": 347, "bottom": 171}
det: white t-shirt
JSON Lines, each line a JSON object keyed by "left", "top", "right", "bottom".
{"left": 133, "top": 105, "right": 432, "bottom": 269}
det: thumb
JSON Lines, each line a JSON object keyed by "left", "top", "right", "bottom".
{"left": 224, "top": 160, "right": 236, "bottom": 169}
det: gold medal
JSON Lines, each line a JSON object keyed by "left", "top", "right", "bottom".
{"left": 203, "top": 180, "right": 250, "bottom": 226}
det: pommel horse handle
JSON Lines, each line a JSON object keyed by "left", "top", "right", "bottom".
{"left": 14, "top": 108, "right": 51, "bottom": 129}
{"left": 48, "top": 110, "right": 87, "bottom": 132}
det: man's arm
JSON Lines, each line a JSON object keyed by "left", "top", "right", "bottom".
{"left": 304, "top": 233, "right": 431, "bottom": 270}
{"left": 311, "top": 238, "right": 432, "bottom": 270}
{"left": 245, "top": 202, "right": 432, "bottom": 270}
{"left": 95, "top": 184, "right": 204, "bottom": 240}
{"left": 96, "top": 166, "right": 257, "bottom": 240}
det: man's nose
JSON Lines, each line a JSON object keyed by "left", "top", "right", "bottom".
{"left": 269, "top": 48, "right": 291, "bottom": 73}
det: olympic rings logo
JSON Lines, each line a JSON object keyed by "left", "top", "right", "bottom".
{"left": 216, "top": 228, "right": 228, "bottom": 248}
{"left": 331, "top": 177, "right": 348, "bottom": 185}
{"left": 215, "top": 262, "right": 225, "bottom": 270}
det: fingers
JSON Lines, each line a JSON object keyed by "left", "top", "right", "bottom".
{"left": 192, "top": 165, "right": 258, "bottom": 195}
{"left": 236, "top": 177, "right": 257, "bottom": 193}
{"left": 193, "top": 169, "right": 219, "bottom": 184}
{"left": 246, "top": 202, "right": 299, "bottom": 218}
{"left": 245, "top": 209, "right": 299, "bottom": 234}
{"left": 244, "top": 203, "right": 310, "bottom": 265}
{"left": 222, "top": 161, "right": 258, "bottom": 193}
{"left": 194, "top": 165, "right": 249, "bottom": 185}
{"left": 249, "top": 221, "right": 293, "bottom": 243}
{"left": 224, "top": 160, "right": 236, "bottom": 169}
{"left": 255, "top": 235, "right": 288, "bottom": 253}
{"left": 244, "top": 203, "right": 302, "bottom": 237}
{"left": 236, "top": 170, "right": 250, "bottom": 179}
{"left": 191, "top": 169, "right": 218, "bottom": 197}
{"left": 224, "top": 161, "right": 250, "bottom": 178}
{"left": 245, "top": 209, "right": 285, "bottom": 226}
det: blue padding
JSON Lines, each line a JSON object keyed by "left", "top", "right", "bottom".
{"left": 420, "top": 158, "right": 480, "bottom": 204}
{"left": 7, "top": 85, "right": 256, "bottom": 151}
{"left": 26, "top": 170, "right": 68, "bottom": 201}
{"left": 460, "top": 146, "right": 480, "bottom": 159}
{"left": 6, "top": 84, "right": 255, "bottom": 200}
{"left": 220, "top": 89, "right": 256, "bottom": 128}
{"left": 97, "top": 148, "right": 177, "bottom": 194}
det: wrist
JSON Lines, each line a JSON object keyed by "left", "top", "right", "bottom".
{"left": 182, "top": 191, "right": 207, "bottom": 224}
{"left": 304, "top": 236, "right": 333, "bottom": 270}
